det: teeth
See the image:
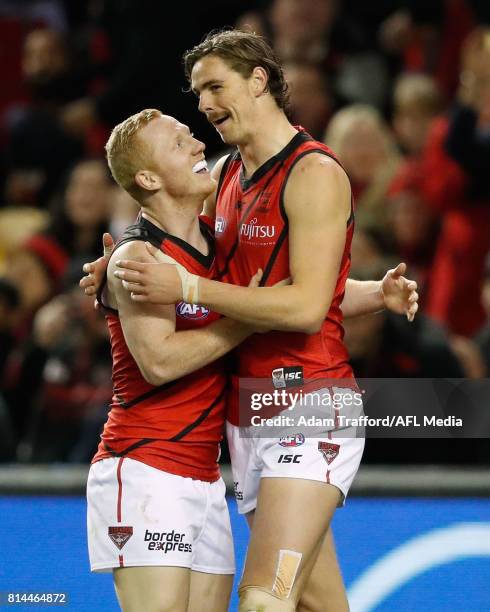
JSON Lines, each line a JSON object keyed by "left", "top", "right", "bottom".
{"left": 192, "top": 160, "right": 208, "bottom": 173}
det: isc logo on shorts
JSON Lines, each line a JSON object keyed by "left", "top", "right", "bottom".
{"left": 176, "top": 302, "right": 210, "bottom": 320}
{"left": 144, "top": 529, "right": 192, "bottom": 553}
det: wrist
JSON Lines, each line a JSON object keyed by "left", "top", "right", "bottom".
{"left": 377, "top": 280, "right": 387, "bottom": 310}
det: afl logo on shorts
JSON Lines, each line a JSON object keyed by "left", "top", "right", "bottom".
{"left": 176, "top": 302, "right": 210, "bottom": 320}
{"left": 279, "top": 433, "right": 305, "bottom": 448}
{"left": 215, "top": 217, "right": 226, "bottom": 233}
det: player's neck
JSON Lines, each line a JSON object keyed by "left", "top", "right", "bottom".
{"left": 140, "top": 195, "right": 207, "bottom": 252}
{"left": 238, "top": 111, "right": 297, "bottom": 178}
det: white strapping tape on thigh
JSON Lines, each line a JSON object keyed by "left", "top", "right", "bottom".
{"left": 150, "top": 249, "right": 200, "bottom": 305}
{"left": 271, "top": 549, "right": 302, "bottom": 599}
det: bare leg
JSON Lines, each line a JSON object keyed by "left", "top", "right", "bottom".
{"left": 187, "top": 571, "right": 233, "bottom": 612}
{"left": 238, "top": 478, "right": 341, "bottom": 611}
{"left": 113, "top": 566, "right": 190, "bottom": 612}
{"left": 297, "top": 528, "right": 349, "bottom": 612}
{"left": 244, "top": 492, "right": 348, "bottom": 611}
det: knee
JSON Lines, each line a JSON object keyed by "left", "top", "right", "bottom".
{"left": 238, "top": 586, "right": 296, "bottom": 612}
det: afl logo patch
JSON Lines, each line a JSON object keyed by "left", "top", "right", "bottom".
{"left": 279, "top": 433, "right": 305, "bottom": 448}
{"left": 215, "top": 217, "right": 226, "bottom": 233}
{"left": 176, "top": 301, "right": 210, "bottom": 320}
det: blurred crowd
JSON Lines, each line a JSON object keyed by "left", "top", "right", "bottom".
{"left": 0, "top": 0, "right": 489, "bottom": 465}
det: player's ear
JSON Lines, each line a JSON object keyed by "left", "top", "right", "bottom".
{"left": 135, "top": 170, "right": 162, "bottom": 192}
{"left": 251, "top": 66, "right": 269, "bottom": 98}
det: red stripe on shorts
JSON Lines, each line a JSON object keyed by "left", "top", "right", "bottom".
{"left": 116, "top": 457, "right": 125, "bottom": 523}
{"left": 119, "top": 555, "right": 124, "bottom": 567}
{"left": 326, "top": 470, "right": 331, "bottom": 484}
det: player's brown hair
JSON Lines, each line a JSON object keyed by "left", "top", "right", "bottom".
{"left": 105, "top": 108, "right": 162, "bottom": 197}
{"left": 183, "top": 29, "right": 289, "bottom": 110}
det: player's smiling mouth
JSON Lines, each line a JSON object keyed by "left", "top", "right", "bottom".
{"left": 192, "top": 160, "right": 208, "bottom": 174}
{"left": 213, "top": 115, "right": 230, "bottom": 127}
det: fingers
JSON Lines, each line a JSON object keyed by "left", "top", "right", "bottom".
{"left": 248, "top": 268, "right": 263, "bottom": 288}
{"left": 407, "top": 302, "right": 418, "bottom": 322}
{"left": 79, "top": 275, "right": 97, "bottom": 295}
{"left": 114, "top": 269, "right": 141, "bottom": 283}
{"left": 121, "top": 280, "right": 146, "bottom": 294}
{"left": 115, "top": 259, "right": 147, "bottom": 272}
{"left": 145, "top": 242, "right": 174, "bottom": 264}
{"left": 130, "top": 293, "right": 149, "bottom": 303}
{"left": 389, "top": 262, "right": 406, "bottom": 279}
{"left": 274, "top": 276, "right": 292, "bottom": 287}
{"left": 103, "top": 232, "right": 115, "bottom": 257}
{"left": 82, "top": 262, "right": 95, "bottom": 274}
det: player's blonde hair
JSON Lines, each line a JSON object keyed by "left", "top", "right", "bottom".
{"left": 105, "top": 108, "right": 162, "bottom": 197}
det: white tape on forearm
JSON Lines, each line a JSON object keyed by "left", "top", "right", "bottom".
{"left": 150, "top": 250, "right": 200, "bottom": 305}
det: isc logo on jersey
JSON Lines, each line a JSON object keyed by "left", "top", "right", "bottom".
{"left": 176, "top": 302, "right": 210, "bottom": 320}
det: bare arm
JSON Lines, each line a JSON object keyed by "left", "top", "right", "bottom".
{"left": 109, "top": 241, "right": 254, "bottom": 386}
{"left": 342, "top": 263, "right": 419, "bottom": 321}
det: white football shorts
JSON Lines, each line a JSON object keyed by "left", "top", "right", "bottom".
{"left": 87, "top": 457, "right": 235, "bottom": 574}
{"left": 227, "top": 387, "right": 365, "bottom": 514}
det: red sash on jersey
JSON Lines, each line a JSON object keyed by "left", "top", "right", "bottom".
{"left": 215, "top": 129, "right": 355, "bottom": 425}
{"left": 92, "top": 215, "right": 225, "bottom": 481}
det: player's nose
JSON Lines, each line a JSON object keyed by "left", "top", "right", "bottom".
{"left": 198, "top": 92, "right": 213, "bottom": 114}
{"left": 193, "top": 139, "right": 205, "bottom": 155}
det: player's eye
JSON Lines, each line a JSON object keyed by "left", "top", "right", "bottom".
{"left": 210, "top": 85, "right": 222, "bottom": 92}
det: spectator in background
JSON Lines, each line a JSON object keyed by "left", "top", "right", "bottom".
{"left": 48, "top": 159, "right": 111, "bottom": 259}
{"left": 21, "top": 263, "right": 112, "bottom": 462}
{"left": 392, "top": 72, "right": 443, "bottom": 155}
{"left": 59, "top": 0, "right": 255, "bottom": 156}
{"left": 238, "top": 0, "right": 391, "bottom": 108}
{"left": 324, "top": 104, "right": 401, "bottom": 230}
{"left": 283, "top": 60, "right": 333, "bottom": 139}
{"left": 1, "top": 234, "right": 68, "bottom": 446}
{"left": 1, "top": 159, "right": 111, "bottom": 445}
{"left": 421, "top": 28, "right": 490, "bottom": 336}
{"left": 386, "top": 160, "right": 439, "bottom": 301}
{"left": 4, "top": 28, "right": 85, "bottom": 207}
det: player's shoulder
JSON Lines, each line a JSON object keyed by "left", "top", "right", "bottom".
{"left": 287, "top": 150, "right": 350, "bottom": 194}
{"left": 108, "top": 239, "right": 153, "bottom": 275}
